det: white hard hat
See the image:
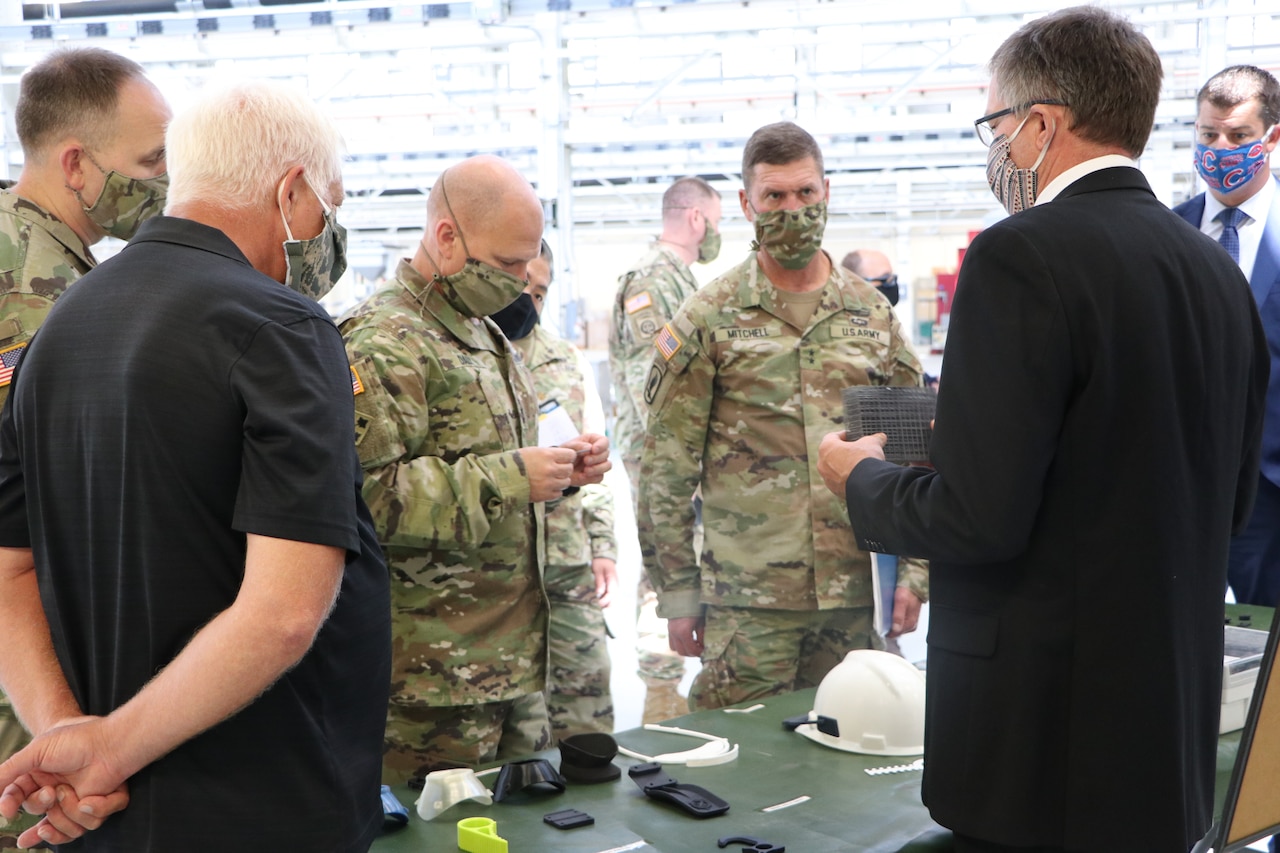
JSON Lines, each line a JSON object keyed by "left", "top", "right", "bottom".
{"left": 794, "top": 649, "right": 926, "bottom": 756}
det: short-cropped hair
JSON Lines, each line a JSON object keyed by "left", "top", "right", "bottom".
{"left": 165, "top": 81, "right": 344, "bottom": 212}
{"left": 662, "top": 176, "right": 718, "bottom": 213}
{"left": 741, "top": 122, "right": 824, "bottom": 191}
{"left": 16, "top": 47, "right": 145, "bottom": 159}
{"left": 989, "top": 6, "right": 1162, "bottom": 157}
{"left": 1197, "top": 65, "right": 1280, "bottom": 128}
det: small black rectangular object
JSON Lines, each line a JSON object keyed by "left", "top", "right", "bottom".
{"left": 544, "top": 808, "right": 595, "bottom": 829}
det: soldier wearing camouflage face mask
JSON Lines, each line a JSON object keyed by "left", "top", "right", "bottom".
{"left": 608, "top": 175, "right": 721, "bottom": 724}
{"left": 339, "top": 156, "right": 611, "bottom": 785}
{"left": 637, "top": 121, "right": 929, "bottom": 713}
{"left": 0, "top": 49, "right": 168, "bottom": 833}
{"left": 0, "top": 48, "right": 169, "bottom": 411}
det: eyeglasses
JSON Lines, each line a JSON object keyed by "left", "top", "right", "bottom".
{"left": 866, "top": 273, "right": 898, "bottom": 289}
{"left": 974, "top": 100, "right": 1068, "bottom": 147}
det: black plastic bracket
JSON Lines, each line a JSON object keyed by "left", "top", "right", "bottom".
{"left": 627, "top": 761, "right": 729, "bottom": 818}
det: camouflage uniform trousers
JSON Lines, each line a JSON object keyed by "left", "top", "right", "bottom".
{"left": 382, "top": 693, "right": 552, "bottom": 786}
{"left": 690, "top": 605, "right": 881, "bottom": 711}
{"left": 0, "top": 704, "right": 37, "bottom": 848}
{"left": 546, "top": 595, "right": 614, "bottom": 737}
{"left": 0, "top": 703, "right": 26, "bottom": 767}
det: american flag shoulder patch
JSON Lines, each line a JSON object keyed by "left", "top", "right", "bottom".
{"left": 655, "top": 324, "right": 682, "bottom": 361}
{"left": 0, "top": 342, "right": 28, "bottom": 387}
{"left": 624, "top": 291, "right": 653, "bottom": 314}
{"left": 350, "top": 365, "right": 365, "bottom": 395}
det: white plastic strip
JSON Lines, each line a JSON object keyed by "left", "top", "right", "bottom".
{"left": 762, "top": 795, "right": 812, "bottom": 812}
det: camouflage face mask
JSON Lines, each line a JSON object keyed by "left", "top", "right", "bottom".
{"left": 279, "top": 174, "right": 348, "bottom": 301}
{"left": 77, "top": 151, "right": 168, "bottom": 241}
{"left": 697, "top": 220, "right": 722, "bottom": 264}
{"left": 749, "top": 199, "right": 828, "bottom": 270}
{"left": 440, "top": 258, "right": 529, "bottom": 320}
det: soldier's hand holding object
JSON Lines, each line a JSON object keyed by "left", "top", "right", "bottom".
{"left": 816, "top": 431, "right": 886, "bottom": 497}
{"left": 521, "top": 446, "right": 577, "bottom": 501}
{"left": 563, "top": 433, "right": 612, "bottom": 487}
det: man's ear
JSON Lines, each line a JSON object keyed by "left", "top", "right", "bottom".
{"left": 60, "top": 142, "right": 89, "bottom": 193}
{"left": 434, "top": 216, "right": 460, "bottom": 261}
{"left": 275, "top": 165, "right": 306, "bottom": 227}
{"left": 1265, "top": 123, "right": 1280, "bottom": 152}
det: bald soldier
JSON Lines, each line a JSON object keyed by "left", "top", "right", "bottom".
{"left": 340, "top": 156, "right": 610, "bottom": 783}
{"left": 1, "top": 47, "right": 169, "bottom": 408}
{"left": 841, "top": 248, "right": 901, "bottom": 307}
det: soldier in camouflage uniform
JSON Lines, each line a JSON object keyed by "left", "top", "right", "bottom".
{"left": 1, "top": 48, "right": 169, "bottom": 409}
{"left": 609, "top": 176, "right": 722, "bottom": 502}
{"left": 0, "top": 49, "right": 168, "bottom": 827}
{"left": 637, "top": 122, "right": 928, "bottom": 711}
{"left": 496, "top": 240, "right": 619, "bottom": 736}
{"left": 339, "top": 156, "right": 610, "bottom": 784}
{"left": 608, "top": 176, "right": 722, "bottom": 723}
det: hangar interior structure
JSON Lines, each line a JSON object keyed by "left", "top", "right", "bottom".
{"left": 3, "top": 0, "right": 1280, "bottom": 344}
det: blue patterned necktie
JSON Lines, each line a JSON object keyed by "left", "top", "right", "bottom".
{"left": 1216, "top": 207, "right": 1246, "bottom": 264}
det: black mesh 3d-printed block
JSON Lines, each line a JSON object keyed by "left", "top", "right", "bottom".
{"left": 842, "top": 386, "right": 936, "bottom": 465}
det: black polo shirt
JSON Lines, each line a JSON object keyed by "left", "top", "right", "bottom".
{"left": 0, "top": 216, "right": 390, "bottom": 852}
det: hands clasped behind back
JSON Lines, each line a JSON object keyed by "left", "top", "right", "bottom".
{"left": 0, "top": 716, "right": 131, "bottom": 848}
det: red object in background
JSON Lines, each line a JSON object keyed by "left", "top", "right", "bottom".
{"left": 931, "top": 231, "right": 980, "bottom": 353}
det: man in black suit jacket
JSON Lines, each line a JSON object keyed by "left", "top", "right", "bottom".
{"left": 817, "top": 8, "right": 1269, "bottom": 853}
{"left": 1173, "top": 65, "right": 1280, "bottom": 612}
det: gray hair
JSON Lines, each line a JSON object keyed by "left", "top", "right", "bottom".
{"left": 165, "top": 81, "right": 344, "bottom": 212}
{"left": 989, "top": 6, "right": 1162, "bottom": 157}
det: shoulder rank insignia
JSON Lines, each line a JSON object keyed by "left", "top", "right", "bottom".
{"left": 625, "top": 292, "right": 654, "bottom": 314}
{"left": 0, "top": 342, "right": 27, "bottom": 387}
{"left": 655, "top": 323, "right": 683, "bottom": 360}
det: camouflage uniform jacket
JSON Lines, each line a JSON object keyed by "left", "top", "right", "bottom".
{"left": 515, "top": 325, "right": 616, "bottom": 603}
{"left": 608, "top": 243, "right": 699, "bottom": 473}
{"left": 339, "top": 259, "right": 547, "bottom": 707}
{"left": 637, "top": 252, "right": 929, "bottom": 620}
{"left": 0, "top": 190, "right": 94, "bottom": 406}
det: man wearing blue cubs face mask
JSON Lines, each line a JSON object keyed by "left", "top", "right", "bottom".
{"left": 1175, "top": 67, "right": 1280, "bottom": 620}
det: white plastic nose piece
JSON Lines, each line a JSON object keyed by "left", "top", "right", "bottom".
{"left": 415, "top": 768, "right": 494, "bottom": 820}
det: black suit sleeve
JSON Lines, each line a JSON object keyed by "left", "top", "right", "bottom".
{"left": 845, "top": 221, "right": 1073, "bottom": 563}
{"left": 1233, "top": 299, "right": 1270, "bottom": 534}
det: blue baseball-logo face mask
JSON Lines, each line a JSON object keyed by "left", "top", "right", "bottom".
{"left": 1195, "top": 133, "right": 1273, "bottom": 193}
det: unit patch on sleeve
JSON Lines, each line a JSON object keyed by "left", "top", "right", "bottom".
{"left": 0, "top": 342, "right": 28, "bottom": 387}
{"left": 625, "top": 291, "right": 654, "bottom": 314}
{"left": 655, "top": 323, "right": 683, "bottom": 360}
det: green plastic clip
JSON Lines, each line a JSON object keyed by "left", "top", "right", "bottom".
{"left": 457, "top": 816, "right": 509, "bottom": 853}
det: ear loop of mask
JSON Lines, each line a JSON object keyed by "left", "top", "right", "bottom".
{"left": 1009, "top": 112, "right": 1055, "bottom": 173}
{"left": 437, "top": 169, "right": 475, "bottom": 261}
